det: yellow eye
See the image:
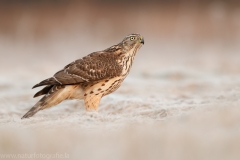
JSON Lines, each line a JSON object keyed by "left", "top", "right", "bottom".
{"left": 130, "top": 36, "right": 135, "bottom": 41}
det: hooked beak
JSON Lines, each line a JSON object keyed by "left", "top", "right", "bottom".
{"left": 140, "top": 37, "right": 144, "bottom": 44}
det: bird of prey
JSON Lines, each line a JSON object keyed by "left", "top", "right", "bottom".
{"left": 22, "top": 34, "right": 144, "bottom": 119}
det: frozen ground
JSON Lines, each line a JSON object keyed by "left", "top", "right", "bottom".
{"left": 0, "top": 36, "right": 240, "bottom": 160}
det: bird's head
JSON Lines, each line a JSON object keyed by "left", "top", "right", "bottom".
{"left": 121, "top": 34, "right": 144, "bottom": 52}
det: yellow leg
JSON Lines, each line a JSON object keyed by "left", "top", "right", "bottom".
{"left": 84, "top": 94, "right": 102, "bottom": 111}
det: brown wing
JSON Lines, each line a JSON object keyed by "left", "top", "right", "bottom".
{"left": 33, "top": 52, "right": 122, "bottom": 88}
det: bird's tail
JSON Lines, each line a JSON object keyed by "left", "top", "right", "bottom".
{"left": 22, "top": 85, "right": 66, "bottom": 119}
{"left": 21, "top": 100, "right": 45, "bottom": 119}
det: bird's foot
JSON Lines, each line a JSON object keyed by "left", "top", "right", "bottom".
{"left": 84, "top": 110, "right": 99, "bottom": 117}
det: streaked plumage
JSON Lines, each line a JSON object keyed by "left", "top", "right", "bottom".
{"left": 22, "top": 34, "right": 144, "bottom": 119}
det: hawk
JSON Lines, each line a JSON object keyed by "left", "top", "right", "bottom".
{"left": 22, "top": 34, "right": 144, "bottom": 119}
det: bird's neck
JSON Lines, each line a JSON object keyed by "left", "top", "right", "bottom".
{"left": 119, "top": 48, "right": 138, "bottom": 77}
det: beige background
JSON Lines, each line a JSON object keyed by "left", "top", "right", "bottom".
{"left": 0, "top": 1, "right": 240, "bottom": 160}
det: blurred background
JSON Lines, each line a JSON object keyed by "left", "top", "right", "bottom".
{"left": 0, "top": 0, "right": 240, "bottom": 160}
{"left": 1, "top": 0, "right": 240, "bottom": 75}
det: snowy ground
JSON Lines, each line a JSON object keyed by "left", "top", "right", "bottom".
{"left": 0, "top": 34, "right": 240, "bottom": 159}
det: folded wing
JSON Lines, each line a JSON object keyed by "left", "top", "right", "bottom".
{"left": 33, "top": 52, "right": 122, "bottom": 88}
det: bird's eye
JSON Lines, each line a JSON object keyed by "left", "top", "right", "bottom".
{"left": 130, "top": 36, "right": 135, "bottom": 41}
